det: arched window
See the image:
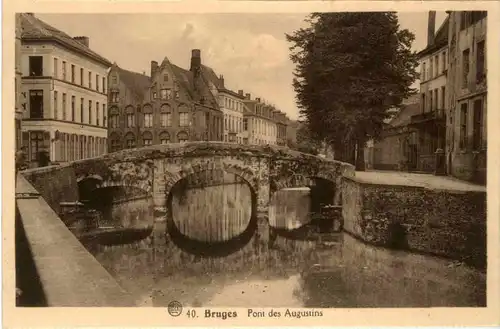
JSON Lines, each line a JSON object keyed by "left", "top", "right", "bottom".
{"left": 143, "top": 105, "right": 153, "bottom": 128}
{"left": 125, "top": 132, "right": 136, "bottom": 149}
{"left": 109, "top": 106, "right": 119, "bottom": 128}
{"left": 125, "top": 105, "right": 135, "bottom": 128}
{"left": 109, "top": 132, "right": 121, "bottom": 153}
{"left": 159, "top": 131, "right": 170, "bottom": 144}
{"left": 160, "top": 104, "right": 172, "bottom": 127}
{"left": 143, "top": 131, "right": 153, "bottom": 146}
{"left": 177, "top": 131, "right": 188, "bottom": 143}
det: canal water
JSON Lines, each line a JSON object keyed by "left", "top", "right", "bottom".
{"left": 83, "top": 173, "right": 486, "bottom": 308}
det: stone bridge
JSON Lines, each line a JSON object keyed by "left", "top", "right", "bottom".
{"left": 72, "top": 142, "right": 355, "bottom": 215}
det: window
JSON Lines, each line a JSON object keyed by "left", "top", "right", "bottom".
{"left": 159, "top": 132, "right": 170, "bottom": 144}
{"left": 126, "top": 113, "right": 134, "bottom": 127}
{"left": 62, "top": 61, "right": 67, "bottom": 80}
{"left": 153, "top": 91, "right": 157, "bottom": 99}
{"left": 224, "top": 116, "right": 228, "bottom": 130}
{"left": 163, "top": 74, "right": 168, "bottom": 82}
{"left": 422, "top": 62, "right": 426, "bottom": 81}
{"left": 30, "top": 131, "right": 46, "bottom": 162}
{"left": 28, "top": 90, "right": 44, "bottom": 119}
{"left": 174, "top": 90, "right": 179, "bottom": 99}
{"left": 111, "top": 75, "right": 117, "bottom": 84}
{"left": 125, "top": 133, "right": 136, "bottom": 149}
{"left": 459, "top": 102, "right": 468, "bottom": 149}
{"left": 433, "top": 89, "right": 438, "bottom": 112}
{"left": 160, "top": 89, "right": 172, "bottom": 100}
{"left": 472, "top": 99, "right": 484, "bottom": 150}
{"left": 111, "top": 91, "right": 119, "bottom": 103}
{"left": 421, "top": 93, "right": 426, "bottom": 113}
{"left": 441, "top": 86, "right": 446, "bottom": 110}
{"left": 160, "top": 105, "right": 171, "bottom": 127}
{"left": 71, "top": 65, "right": 75, "bottom": 83}
{"left": 29, "top": 56, "right": 43, "bottom": 76}
{"left": 143, "top": 132, "right": 153, "bottom": 146}
{"left": 102, "top": 77, "right": 106, "bottom": 93}
{"left": 80, "top": 98, "right": 84, "bottom": 123}
{"left": 179, "top": 112, "right": 189, "bottom": 127}
{"left": 110, "top": 114, "right": 119, "bottom": 128}
{"left": 54, "top": 91, "right": 58, "bottom": 119}
{"left": 442, "top": 51, "right": 447, "bottom": 72}
{"left": 110, "top": 133, "right": 121, "bottom": 152}
{"left": 62, "top": 93, "right": 67, "bottom": 120}
{"left": 53, "top": 58, "right": 58, "bottom": 78}
{"left": 88, "top": 100, "right": 92, "bottom": 124}
{"left": 144, "top": 113, "right": 153, "bottom": 128}
{"left": 71, "top": 96, "right": 75, "bottom": 121}
{"left": 462, "top": 49, "right": 470, "bottom": 88}
{"left": 434, "top": 55, "right": 439, "bottom": 76}
{"left": 476, "top": 40, "right": 485, "bottom": 82}
{"left": 96, "top": 102, "right": 100, "bottom": 126}
{"left": 429, "top": 57, "right": 434, "bottom": 79}
{"left": 102, "top": 104, "right": 106, "bottom": 126}
{"left": 88, "top": 72, "right": 92, "bottom": 89}
{"left": 95, "top": 74, "right": 99, "bottom": 92}
{"left": 177, "top": 131, "right": 188, "bottom": 143}
{"left": 429, "top": 91, "right": 433, "bottom": 112}
{"left": 80, "top": 68, "right": 84, "bottom": 86}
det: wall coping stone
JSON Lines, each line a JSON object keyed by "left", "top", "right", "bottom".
{"left": 16, "top": 175, "right": 136, "bottom": 307}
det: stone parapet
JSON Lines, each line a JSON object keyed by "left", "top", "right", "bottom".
{"left": 342, "top": 175, "right": 486, "bottom": 269}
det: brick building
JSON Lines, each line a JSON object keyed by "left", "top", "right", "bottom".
{"left": 107, "top": 49, "right": 223, "bottom": 152}
{"left": 19, "top": 13, "right": 112, "bottom": 165}
{"left": 446, "top": 11, "right": 487, "bottom": 184}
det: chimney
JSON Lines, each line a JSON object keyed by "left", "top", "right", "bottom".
{"left": 256, "top": 97, "right": 261, "bottom": 103}
{"left": 74, "top": 36, "right": 90, "bottom": 47}
{"left": 190, "top": 49, "right": 201, "bottom": 73}
{"left": 245, "top": 93, "right": 251, "bottom": 100}
{"left": 238, "top": 90, "right": 244, "bottom": 96}
{"left": 427, "top": 11, "right": 436, "bottom": 46}
{"left": 151, "top": 61, "right": 158, "bottom": 76}
{"left": 219, "top": 75, "right": 225, "bottom": 88}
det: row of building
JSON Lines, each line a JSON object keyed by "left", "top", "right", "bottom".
{"left": 368, "top": 11, "right": 487, "bottom": 184}
{"left": 15, "top": 13, "right": 296, "bottom": 166}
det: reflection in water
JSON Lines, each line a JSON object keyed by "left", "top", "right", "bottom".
{"left": 170, "top": 172, "right": 253, "bottom": 242}
{"left": 83, "top": 174, "right": 486, "bottom": 308}
{"left": 269, "top": 188, "right": 311, "bottom": 230}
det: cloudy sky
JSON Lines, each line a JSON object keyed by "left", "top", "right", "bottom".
{"left": 37, "top": 12, "right": 446, "bottom": 120}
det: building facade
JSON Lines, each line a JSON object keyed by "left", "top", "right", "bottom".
{"left": 446, "top": 11, "right": 487, "bottom": 184}
{"left": 242, "top": 94, "right": 286, "bottom": 146}
{"left": 20, "top": 13, "right": 111, "bottom": 165}
{"left": 411, "top": 11, "right": 449, "bottom": 172}
{"left": 218, "top": 86, "right": 246, "bottom": 144}
{"left": 15, "top": 14, "right": 23, "bottom": 150}
{"left": 107, "top": 49, "right": 223, "bottom": 152}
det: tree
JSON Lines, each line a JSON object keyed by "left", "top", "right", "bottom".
{"left": 288, "top": 121, "right": 322, "bottom": 155}
{"left": 286, "top": 12, "right": 419, "bottom": 170}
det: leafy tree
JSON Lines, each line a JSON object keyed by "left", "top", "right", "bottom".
{"left": 286, "top": 12, "right": 419, "bottom": 170}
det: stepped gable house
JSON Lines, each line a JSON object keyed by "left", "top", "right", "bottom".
{"left": 107, "top": 49, "right": 223, "bottom": 152}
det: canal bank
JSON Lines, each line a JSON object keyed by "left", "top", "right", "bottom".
{"left": 342, "top": 171, "right": 487, "bottom": 270}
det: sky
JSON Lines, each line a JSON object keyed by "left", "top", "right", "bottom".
{"left": 37, "top": 12, "right": 446, "bottom": 120}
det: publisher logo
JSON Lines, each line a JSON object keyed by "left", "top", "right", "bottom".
{"left": 167, "top": 300, "right": 183, "bottom": 317}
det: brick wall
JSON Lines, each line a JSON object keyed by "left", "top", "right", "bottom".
{"left": 342, "top": 177, "right": 486, "bottom": 269}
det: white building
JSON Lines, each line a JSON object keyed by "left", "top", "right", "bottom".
{"left": 219, "top": 87, "right": 246, "bottom": 144}
{"left": 242, "top": 94, "right": 281, "bottom": 145}
{"left": 19, "top": 13, "right": 112, "bottom": 165}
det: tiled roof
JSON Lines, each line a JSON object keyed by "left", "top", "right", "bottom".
{"left": 418, "top": 16, "right": 450, "bottom": 58}
{"left": 20, "top": 13, "right": 112, "bottom": 67}
{"left": 201, "top": 65, "right": 223, "bottom": 89}
{"left": 116, "top": 66, "right": 151, "bottom": 101}
{"left": 171, "top": 64, "right": 195, "bottom": 100}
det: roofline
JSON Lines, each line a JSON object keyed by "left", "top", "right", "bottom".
{"left": 22, "top": 37, "right": 113, "bottom": 67}
{"left": 218, "top": 88, "right": 245, "bottom": 99}
{"left": 417, "top": 40, "right": 448, "bottom": 59}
